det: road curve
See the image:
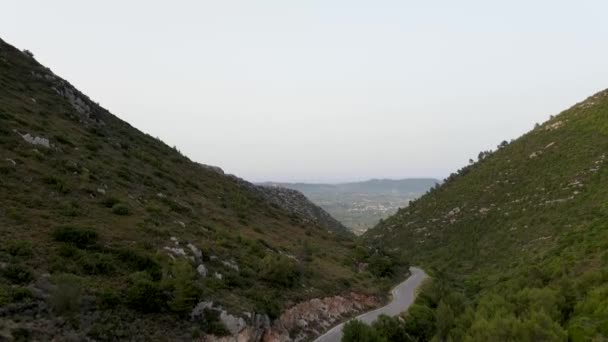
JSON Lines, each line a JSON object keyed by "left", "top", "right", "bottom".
{"left": 314, "top": 267, "right": 428, "bottom": 342}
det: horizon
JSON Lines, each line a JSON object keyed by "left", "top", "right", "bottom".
{"left": 2, "top": 1, "right": 607, "bottom": 183}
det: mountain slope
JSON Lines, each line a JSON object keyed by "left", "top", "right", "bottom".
{"left": 364, "top": 89, "right": 608, "bottom": 340}
{"left": 0, "top": 38, "right": 387, "bottom": 340}
{"left": 262, "top": 179, "right": 439, "bottom": 234}
{"left": 201, "top": 165, "right": 351, "bottom": 235}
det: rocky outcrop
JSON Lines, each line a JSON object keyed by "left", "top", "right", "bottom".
{"left": 256, "top": 186, "right": 350, "bottom": 234}
{"left": 200, "top": 292, "right": 379, "bottom": 342}
{"left": 197, "top": 164, "right": 350, "bottom": 235}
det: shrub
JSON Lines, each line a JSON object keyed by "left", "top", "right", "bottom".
{"left": 1, "top": 264, "right": 34, "bottom": 284}
{"left": 260, "top": 255, "right": 300, "bottom": 288}
{"left": 100, "top": 197, "right": 120, "bottom": 208}
{"left": 113, "top": 248, "right": 162, "bottom": 281}
{"left": 252, "top": 291, "right": 282, "bottom": 320}
{"left": 199, "top": 308, "right": 231, "bottom": 336}
{"left": 42, "top": 175, "right": 70, "bottom": 194}
{"left": 78, "top": 252, "right": 116, "bottom": 275}
{"left": 5, "top": 241, "right": 32, "bottom": 258}
{"left": 52, "top": 226, "right": 98, "bottom": 249}
{"left": 125, "top": 272, "right": 166, "bottom": 313}
{"left": 403, "top": 304, "right": 436, "bottom": 341}
{"left": 98, "top": 288, "right": 122, "bottom": 309}
{"left": 342, "top": 320, "right": 384, "bottom": 342}
{"left": 111, "top": 203, "right": 131, "bottom": 216}
{"left": 50, "top": 274, "right": 82, "bottom": 315}
{"left": 0, "top": 284, "right": 33, "bottom": 305}
{"left": 368, "top": 253, "right": 396, "bottom": 278}
{"left": 165, "top": 261, "right": 201, "bottom": 314}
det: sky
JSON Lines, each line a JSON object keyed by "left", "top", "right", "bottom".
{"left": 2, "top": 1, "right": 608, "bottom": 183}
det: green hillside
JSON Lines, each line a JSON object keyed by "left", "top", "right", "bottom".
{"left": 0, "top": 38, "right": 400, "bottom": 340}
{"left": 364, "top": 89, "right": 608, "bottom": 341}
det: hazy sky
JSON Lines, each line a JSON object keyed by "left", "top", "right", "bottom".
{"left": 2, "top": 1, "right": 607, "bottom": 182}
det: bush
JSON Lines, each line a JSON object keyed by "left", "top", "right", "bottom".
{"left": 1, "top": 264, "right": 34, "bottom": 284}
{"left": 342, "top": 320, "right": 385, "bottom": 342}
{"left": 50, "top": 274, "right": 82, "bottom": 315}
{"left": 199, "top": 308, "right": 231, "bottom": 336}
{"left": 98, "top": 288, "right": 122, "bottom": 309}
{"left": 5, "top": 241, "right": 32, "bottom": 258}
{"left": 111, "top": 203, "right": 131, "bottom": 216}
{"left": 52, "top": 226, "right": 98, "bottom": 249}
{"left": 125, "top": 272, "right": 166, "bottom": 313}
{"left": 78, "top": 252, "right": 116, "bottom": 275}
{"left": 373, "top": 315, "right": 412, "bottom": 342}
{"left": 252, "top": 291, "right": 282, "bottom": 320}
{"left": 165, "top": 261, "right": 201, "bottom": 314}
{"left": 403, "top": 304, "right": 436, "bottom": 341}
{"left": 260, "top": 255, "right": 300, "bottom": 288}
{"left": 0, "top": 284, "right": 33, "bottom": 305}
{"left": 368, "top": 253, "right": 396, "bottom": 278}
{"left": 113, "top": 248, "right": 162, "bottom": 280}
{"left": 100, "top": 197, "right": 120, "bottom": 208}
{"left": 42, "top": 175, "right": 70, "bottom": 194}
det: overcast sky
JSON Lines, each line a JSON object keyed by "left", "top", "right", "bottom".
{"left": 2, "top": 1, "right": 607, "bottom": 182}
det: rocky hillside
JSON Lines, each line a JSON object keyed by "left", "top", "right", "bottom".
{"left": 364, "top": 89, "right": 608, "bottom": 340}
{"left": 0, "top": 37, "right": 396, "bottom": 341}
{"left": 200, "top": 166, "right": 351, "bottom": 235}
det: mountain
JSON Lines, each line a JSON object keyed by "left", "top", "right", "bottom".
{"left": 200, "top": 165, "right": 351, "bottom": 235}
{"left": 0, "top": 38, "right": 399, "bottom": 341}
{"left": 261, "top": 179, "right": 439, "bottom": 234}
{"left": 364, "top": 90, "right": 608, "bottom": 340}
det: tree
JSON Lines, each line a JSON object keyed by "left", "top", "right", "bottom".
{"left": 368, "top": 253, "right": 395, "bottom": 278}
{"left": 372, "top": 315, "right": 412, "bottom": 342}
{"left": 436, "top": 300, "right": 455, "bottom": 340}
{"left": 166, "top": 261, "right": 201, "bottom": 314}
{"left": 261, "top": 255, "right": 300, "bottom": 287}
{"left": 342, "top": 320, "right": 385, "bottom": 342}
{"left": 404, "top": 304, "right": 436, "bottom": 341}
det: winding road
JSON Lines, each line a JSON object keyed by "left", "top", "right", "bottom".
{"left": 314, "top": 267, "right": 428, "bottom": 342}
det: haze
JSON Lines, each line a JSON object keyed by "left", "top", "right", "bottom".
{"left": 2, "top": 0, "right": 607, "bottom": 182}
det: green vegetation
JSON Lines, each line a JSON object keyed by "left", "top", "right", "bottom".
{"left": 364, "top": 89, "right": 608, "bottom": 341}
{"left": 0, "top": 37, "right": 393, "bottom": 339}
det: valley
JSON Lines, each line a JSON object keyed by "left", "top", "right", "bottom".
{"left": 1, "top": 7, "right": 607, "bottom": 341}
{"left": 260, "top": 179, "right": 438, "bottom": 235}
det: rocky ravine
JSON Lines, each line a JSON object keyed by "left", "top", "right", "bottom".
{"left": 199, "top": 292, "right": 380, "bottom": 342}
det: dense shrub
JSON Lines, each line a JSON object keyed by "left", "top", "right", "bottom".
{"left": 52, "top": 226, "right": 98, "bottom": 249}
{"left": 342, "top": 320, "right": 385, "bottom": 342}
{"left": 1, "top": 264, "right": 34, "bottom": 284}
{"left": 198, "top": 308, "right": 231, "bottom": 336}
{"left": 50, "top": 274, "right": 82, "bottom": 315}
{"left": 403, "top": 304, "right": 436, "bottom": 340}
{"left": 111, "top": 203, "right": 131, "bottom": 216}
{"left": 260, "top": 255, "right": 300, "bottom": 288}
{"left": 165, "top": 261, "right": 201, "bottom": 314}
{"left": 78, "top": 252, "right": 116, "bottom": 275}
{"left": 5, "top": 241, "right": 32, "bottom": 258}
{"left": 113, "top": 248, "right": 162, "bottom": 280}
{"left": 100, "top": 197, "right": 120, "bottom": 208}
{"left": 0, "top": 284, "right": 33, "bottom": 305}
{"left": 125, "top": 272, "right": 166, "bottom": 313}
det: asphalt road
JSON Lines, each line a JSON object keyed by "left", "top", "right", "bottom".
{"left": 313, "top": 267, "right": 428, "bottom": 342}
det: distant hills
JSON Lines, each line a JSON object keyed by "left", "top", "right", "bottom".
{"left": 364, "top": 89, "right": 608, "bottom": 340}
{"left": 260, "top": 178, "right": 439, "bottom": 234}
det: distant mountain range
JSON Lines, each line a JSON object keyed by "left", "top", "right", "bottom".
{"left": 260, "top": 179, "right": 439, "bottom": 234}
